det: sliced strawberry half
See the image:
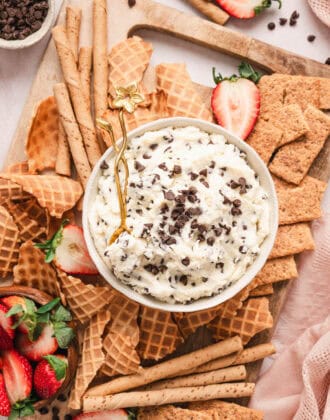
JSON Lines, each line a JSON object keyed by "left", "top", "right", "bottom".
{"left": 211, "top": 77, "right": 260, "bottom": 140}
{"left": 0, "top": 302, "right": 14, "bottom": 339}
{"left": 0, "top": 373, "right": 10, "bottom": 417}
{"left": 0, "top": 325, "right": 13, "bottom": 351}
{"left": 2, "top": 295, "right": 30, "bottom": 334}
{"left": 16, "top": 323, "right": 58, "bottom": 362}
{"left": 35, "top": 222, "right": 98, "bottom": 275}
{"left": 215, "top": 0, "right": 281, "bottom": 19}
{"left": 73, "top": 409, "right": 131, "bottom": 420}
{"left": 34, "top": 355, "right": 67, "bottom": 399}
{"left": 2, "top": 349, "right": 32, "bottom": 404}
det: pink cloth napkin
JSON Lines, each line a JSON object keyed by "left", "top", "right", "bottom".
{"left": 249, "top": 185, "right": 330, "bottom": 419}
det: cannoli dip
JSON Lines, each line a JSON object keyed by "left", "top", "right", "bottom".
{"left": 89, "top": 126, "right": 270, "bottom": 303}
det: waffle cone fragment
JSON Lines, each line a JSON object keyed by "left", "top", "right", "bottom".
{"left": 58, "top": 271, "right": 113, "bottom": 325}
{"left": 138, "top": 306, "right": 183, "bottom": 361}
{"left": 156, "top": 63, "right": 213, "bottom": 121}
{"left": 108, "top": 292, "right": 140, "bottom": 346}
{"left": 174, "top": 306, "right": 220, "bottom": 339}
{"left": 0, "top": 173, "right": 82, "bottom": 218}
{"left": 13, "top": 241, "right": 60, "bottom": 296}
{"left": 209, "top": 298, "right": 273, "bottom": 345}
{"left": 25, "top": 97, "right": 59, "bottom": 173}
{"left": 108, "top": 36, "right": 153, "bottom": 98}
{"left": 101, "top": 331, "right": 140, "bottom": 377}
{"left": 69, "top": 310, "right": 110, "bottom": 410}
{"left": 2, "top": 200, "right": 46, "bottom": 242}
{"left": 0, "top": 205, "right": 20, "bottom": 278}
{"left": 0, "top": 179, "right": 30, "bottom": 205}
{"left": 5, "top": 161, "right": 29, "bottom": 174}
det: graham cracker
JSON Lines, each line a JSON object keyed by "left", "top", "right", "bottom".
{"left": 277, "top": 176, "right": 327, "bottom": 225}
{"left": 138, "top": 405, "right": 212, "bottom": 420}
{"left": 254, "top": 256, "right": 298, "bottom": 286}
{"left": 269, "top": 106, "right": 330, "bottom": 185}
{"left": 249, "top": 283, "right": 274, "bottom": 297}
{"left": 270, "top": 223, "right": 315, "bottom": 259}
{"left": 189, "top": 400, "right": 263, "bottom": 420}
{"left": 274, "top": 104, "right": 309, "bottom": 147}
{"left": 283, "top": 76, "right": 320, "bottom": 110}
{"left": 318, "top": 77, "right": 330, "bottom": 110}
{"left": 258, "top": 75, "right": 285, "bottom": 117}
{"left": 246, "top": 119, "right": 282, "bottom": 164}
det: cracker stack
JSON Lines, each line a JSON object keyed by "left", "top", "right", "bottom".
{"left": 138, "top": 307, "right": 183, "bottom": 361}
{"left": 0, "top": 205, "right": 20, "bottom": 278}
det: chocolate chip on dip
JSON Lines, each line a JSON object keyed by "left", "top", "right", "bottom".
{"left": 89, "top": 126, "right": 270, "bottom": 304}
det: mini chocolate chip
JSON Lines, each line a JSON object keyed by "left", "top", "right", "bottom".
{"left": 267, "top": 22, "right": 275, "bottom": 30}
{"left": 57, "top": 393, "right": 67, "bottom": 401}
{"left": 214, "top": 228, "right": 222, "bottom": 237}
{"left": 181, "top": 257, "right": 190, "bottom": 266}
{"left": 199, "top": 169, "right": 207, "bottom": 177}
{"left": 164, "top": 135, "right": 174, "bottom": 143}
{"left": 64, "top": 416, "right": 73, "bottom": 420}
{"left": 187, "top": 194, "right": 197, "bottom": 203}
{"left": 231, "top": 207, "right": 242, "bottom": 216}
{"left": 189, "top": 172, "right": 198, "bottom": 180}
{"left": 150, "top": 143, "right": 158, "bottom": 150}
{"left": 169, "top": 225, "right": 178, "bottom": 234}
{"left": 289, "top": 17, "right": 297, "bottom": 26}
{"left": 279, "top": 17, "right": 287, "bottom": 25}
{"left": 209, "top": 161, "right": 215, "bottom": 169}
{"left": 325, "top": 58, "right": 330, "bottom": 65}
{"left": 160, "top": 203, "right": 169, "bottom": 213}
{"left": 52, "top": 416, "right": 60, "bottom": 420}
{"left": 197, "top": 234, "right": 205, "bottom": 242}
{"left": 158, "top": 162, "right": 168, "bottom": 171}
{"left": 307, "top": 35, "right": 315, "bottom": 42}
{"left": 179, "top": 275, "right": 188, "bottom": 285}
{"left": 52, "top": 407, "right": 60, "bottom": 415}
{"left": 229, "top": 180, "right": 240, "bottom": 189}
{"left": 216, "top": 262, "right": 224, "bottom": 270}
{"left": 239, "top": 245, "right": 248, "bottom": 254}
{"left": 242, "top": 224, "right": 247, "bottom": 230}
{"left": 164, "top": 190, "right": 175, "bottom": 200}
{"left": 201, "top": 181, "right": 209, "bottom": 188}
{"left": 202, "top": 277, "right": 208, "bottom": 282}
{"left": 166, "top": 237, "right": 177, "bottom": 245}
{"left": 291, "top": 10, "right": 299, "bottom": 19}
{"left": 173, "top": 165, "right": 182, "bottom": 174}
{"left": 143, "top": 153, "right": 151, "bottom": 159}
{"left": 134, "top": 161, "right": 145, "bottom": 172}
{"left": 233, "top": 199, "right": 241, "bottom": 207}
{"left": 128, "top": 0, "right": 136, "bottom": 8}
{"left": 223, "top": 196, "right": 232, "bottom": 205}
{"left": 207, "top": 237, "right": 215, "bottom": 246}
{"left": 175, "top": 194, "right": 186, "bottom": 204}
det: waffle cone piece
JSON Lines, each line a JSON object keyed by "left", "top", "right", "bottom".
{"left": 13, "top": 241, "right": 60, "bottom": 297}
{"left": 173, "top": 306, "right": 220, "bottom": 339}
{"left": 138, "top": 306, "right": 183, "bottom": 361}
{"left": 101, "top": 331, "right": 140, "bottom": 377}
{"left": 5, "top": 161, "right": 30, "bottom": 174}
{"left": 2, "top": 200, "right": 47, "bottom": 242}
{"left": 108, "top": 36, "right": 153, "bottom": 98}
{"left": 69, "top": 310, "right": 111, "bottom": 410}
{"left": 0, "top": 174, "right": 82, "bottom": 218}
{"left": 0, "top": 205, "right": 20, "bottom": 278}
{"left": 209, "top": 298, "right": 273, "bottom": 345}
{"left": 58, "top": 271, "right": 113, "bottom": 325}
{"left": 101, "top": 90, "right": 169, "bottom": 145}
{"left": 26, "top": 96, "right": 59, "bottom": 173}
{"left": 0, "top": 179, "right": 30, "bottom": 205}
{"left": 156, "top": 63, "right": 213, "bottom": 121}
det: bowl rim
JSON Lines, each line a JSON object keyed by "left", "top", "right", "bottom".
{"left": 0, "top": 0, "right": 55, "bottom": 50}
{"left": 83, "top": 117, "right": 278, "bottom": 312}
{"left": 0, "top": 285, "right": 79, "bottom": 409}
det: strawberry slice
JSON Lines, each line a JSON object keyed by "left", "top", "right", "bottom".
{"left": 73, "top": 409, "right": 131, "bottom": 419}
{"left": 0, "top": 303, "right": 14, "bottom": 339}
{"left": 0, "top": 373, "right": 10, "bottom": 417}
{"left": 211, "top": 62, "right": 260, "bottom": 140}
{"left": 34, "top": 355, "right": 67, "bottom": 399}
{"left": 16, "top": 324, "right": 58, "bottom": 362}
{"left": 0, "top": 325, "right": 13, "bottom": 351}
{"left": 35, "top": 221, "right": 98, "bottom": 275}
{"left": 2, "top": 350, "right": 32, "bottom": 404}
{"left": 215, "top": 0, "right": 281, "bottom": 19}
{"left": 2, "top": 296, "right": 32, "bottom": 334}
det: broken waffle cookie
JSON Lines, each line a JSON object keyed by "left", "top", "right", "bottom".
{"left": 0, "top": 205, "right": 20, "bottom": 278}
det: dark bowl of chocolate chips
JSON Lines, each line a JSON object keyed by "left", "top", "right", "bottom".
{"left": 0, "top": 0, "right": 54, "bottom": 49}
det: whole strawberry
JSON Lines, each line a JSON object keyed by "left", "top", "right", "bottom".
{"left": 34, "top": 355, "right": 67, "bottom": 399}
{"left": 0, "top": 373, "right": 10, "bottom": 417}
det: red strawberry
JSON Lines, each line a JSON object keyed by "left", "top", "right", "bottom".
{"left": 1, "top": 296, "right": 29, "bottom": 334}
{"left": 2, "top": 350, "right": 32, "bottom": 404}
{"left": 73, "top": 409, "right": 130, "bottom": 419}
{"left": 34, "top": 355, "right": 67, "bottom": 399}
{"left": 211, "top": 63, "right": 260, "bottom": 140}
{"left": 0, "top": 325, "right": 13, "bottom": 351}
{"left": 16, "top": 324, "right": 58, "bottom": 362}
{"left": 35, "top": 222, "right": 98, "bottom": 275}
{"left": 215, "top": 0, "right": 281, "bottom": 19}
{"left": 0, "top": 303, "right": 14, "bottom": 339}
{"left": 0, "top": 373, "right": 10, "bottom": 417}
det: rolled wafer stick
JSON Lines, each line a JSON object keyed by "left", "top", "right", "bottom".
{"left": 66, "top": 6, "right": 81, "bottom": 62}
{"left": 55, "top": 121, "right": 71, "bottom": 177}
{"left": 83, "top": 383, "right": 255, "bottom": 411}
{"left": 86, "top": 336, "right": 242, "bottom": 397}
{"left": 186, "top": 0, "right": 229, "bottom": 25}
{"left": 52, "top": 25, "right": 101, "bottom": 166}
{"left": 78, "top": 47, "right": 93, "bottom": 113}
{"left": 53, "top": 83, "right": 91, "bottom": 188}
{"left": 93, "top": 0, "right": 108, "bottom": 119}
{"left": 192, "top": 342, "right": 276, "bottom": 375}
{"left": 141, "top": 365, "right": 246, "bottom": 391}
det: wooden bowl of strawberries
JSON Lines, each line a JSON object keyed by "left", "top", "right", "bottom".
{"left": 0, "top": 285, "right": 78, "bottom": 418}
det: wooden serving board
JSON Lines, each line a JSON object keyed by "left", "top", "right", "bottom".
{"left": 3, "top": 0, "right": 330, "bottom": 413}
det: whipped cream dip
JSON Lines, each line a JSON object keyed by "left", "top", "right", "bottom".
{"left": 89, "top": 126, "right": 270, "bottom": 303}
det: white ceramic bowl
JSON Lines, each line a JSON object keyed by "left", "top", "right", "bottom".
{"left": 0, "top": 0, "right": 55, "bottom": 50}
{"left": 83, "top": 118, "right": 278, "bottom": 312}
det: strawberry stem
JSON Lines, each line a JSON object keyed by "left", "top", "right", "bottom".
{"left": 212, "top": 62, "right": 261, "bottom": 85}
{"left": 35, "top": 219, "right": 69, "bottom": 263}
{"left": 254, "top": 0, "right": 282, "bottom": 15}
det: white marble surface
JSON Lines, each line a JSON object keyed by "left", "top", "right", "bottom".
{"left": 0, "top": 0, "right": 329, "bottom": 169}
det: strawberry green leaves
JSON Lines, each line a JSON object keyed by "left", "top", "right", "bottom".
{"left": 43, "top": 355, "right": 67, "bottom": 381}
{"left": 35, "top": 219, "right": 69, "bottom": 263}
{"left": 8, "top": 397, "right": 36, "bottom": 419}
{"left": 213, "top": 62, "right": 261, "bottom": 85}
{"left": 254, "top": 0, "right": 282, "bottom": 16}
